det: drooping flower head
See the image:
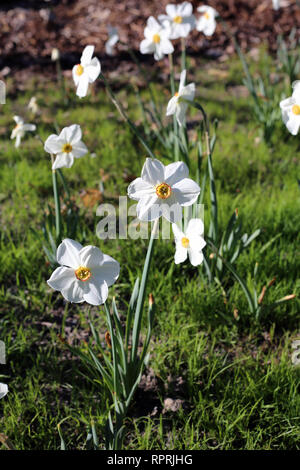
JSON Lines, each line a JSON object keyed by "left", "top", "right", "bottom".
{"left": 196, "top": 5, "right": 218, "bottom": 36}
{"left": 105, "top": 26, "right": 119, "bottom": 56}
{"left": 166, "top": 69, "right": 195, "bottom": 126}
{"left": 158, "top": 2, "right": 196, "bottom": 40}
{"left": 0, "top": 383, "right": 8, "bottom": 400}
{"left": 127, "top": 158, "right": 200, "bottom": 223}
{"left": 140, "top": 16, "right": 174, "bottom": 61}
{"left": 10, "top": 116, "right": 36, "bottom": 148}
{"left": 280, "top": 81, "right": 300, "bottom": 135}
{"left": 44, "top": 124, "right": 88, "bottom": 170}
{"left": 172, "top": 218, "right": 206, "bottom": 266}
{"left": 47, "top": 239, "right": 120, "bottom": 305}
{"left": 72, "top": 45, "right": 101, "bottom": 98}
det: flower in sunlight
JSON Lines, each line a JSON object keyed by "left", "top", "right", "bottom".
{"left": 0, "top": 383, "right": 8, "bottom": 400}
{"left": 47, "top": 239, "right": 120, "bottom": 305}
{"left": 172, "top": 218, "right": 206, "bottom": 266}
{"left": 10, "top": 116, "right": 36, "bottom": 148}
{"left": 72, "top": 45, "right": 101, "bottom": 98}
{"left": 196, "top": 5, "right": 218, "bottom": 36}
{"left": 44, "top": 124, "right": 88, "bottom": 170}
{"left": 166, "top": 69, "right": 195, "bottom": 126}
{"left": 280, "top": 81, "right": 300, "bottom": 135}
{"left": 140, "top": 16, "right": 174, "bottom": 61}
{"left": 158, "top": 2, "right": 196, "bottom": 40}
{"left": 127, "top": 158, "right": 200, "bottom": 223}
{"left": 105, "top": 26, "right": 119, "bottom": 56}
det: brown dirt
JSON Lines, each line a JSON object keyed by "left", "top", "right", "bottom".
{"left": 0, "top": 0, "right": 299, "bottom": 79}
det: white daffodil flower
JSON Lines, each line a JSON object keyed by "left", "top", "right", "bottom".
{"left": 166, "top": 69, "right": 195, "bottom": 126}
{"left": 105, "top": 26, "right": 119, "bottom": 56}
{"left": 10, "top": 116, "right": 36, "bottom": 148}
{"left": 280, "top": 81, "right": 300, "bottom": 135}
{"left": 172, "top": 218, "right": 206, "bottom": 266}
{"left": 272, "top": 0, "right": 280, "bottom": 10}
{"left": 196, "top": 5, "right": 218, "bottom": 36}
{"left": 158, "top": 2, "right": 195, "bottom": 40}
{"left": 47, "top": 239, "right": 120, "bottom": 306}
{"left": 127, "top": 158, "right": 200, "bottom": 223}
{"left": 72, "top": 45, "right": 101, "bottom": 98}
{"left": 0, "top": 383, "right": 8, "bottom": 399}
{"left": 140, "top": 16, "right": 174, "bottom": 61}
{"left": 44, "top": 124, "right": 88, "bottom": 170}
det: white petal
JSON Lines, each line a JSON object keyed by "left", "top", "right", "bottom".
{"left": 0, "top": 383, "right": 8, "bottom": 399}
{"left": 141, "top": 158, "right": 165, "bottom": 185}
{"left": 56, "top": 238, "right": 82, "bottom": 268}
{"left": 160, "top": 38, "right": 174, "bottom": 55}
{"left": 286, "top": 115, "right": 300, "bottom": 135}
{"left": 44, "top": 134, "right": 63, "bottom": 154}
{"left": 181, "top": 82, "right": 195, "bottom": 101}
{"left": 186, "top": 218, "right": 204, "bottom": 236}
{"left": 61, "top": 279, "right": 85, "bottom": 303}
{"left": 188, "top": 248, "right": 204, "bottom": 266}
{"left": 179, "top": 1, "right": 193, "bottom": 16}
{"left": 93, "top": 254, "right": 120, "bottom": 287}
{"left": 165, "top": 161, "right": 189, "bottom": 186}
{"left": 166, "top": 96, "right": 178, "bottom": 116}
{"left": 81, "top": 45, "right": 95, "bottom": 66}
{"left": 52, "top": 153, "right": 74, "bottom": 170}
{"left": 14, "top": 115, "right": 23, "bottom": 124}
{"left": 172, "top": 178, "right": 200, "bottom": 206}
{"left": 166, "top": 4, "right": 177, "bottom": 17}
{"left": 85, "top": 57, "right": 101, "bottom": 83}
{"left": 189, "top": 235, "right": 206, "bottom": 252}
{"left": 174, "top": 244, "right": 188, "bottom": 264}
{"left": 172, "top": 222, "right": 185, "bottom": 241}
{"left": 72, "top": 141, "right": 88, "bottom": 158}
{"left": 79, "top": 245, "right": 104, "bottom": 268}
{"left": 136, "top": 195, "right": 161, "bottom": 221}
{"left": 203, "top": 19, "right": 217, "bottom": 36}
{"left": 127, "top": 177, "right": 155, "bottom": 200}
{"left": 22, "top": 124, "right": 36, "bottom": 132}
{"left": 63, "top": 124, "right": 82, "bottom": 144}
{"left": 83, "top": 279, "right": 108, "bottom": 305}
{"left": 140, "top": 38, "right": 155, "bottom": 55}
{"left": 147, "top": 16, "right": 160, "bottom": 30}
{"left": 176, "top": 102, "right": 188, "bottom": 126}
{"left": 47, "top": 266, "right": 76, "bottom": 291}
{"left": 72, "top": 65, "right": 80, "bottom": 86}
{"left": 179, "top": 69, "right": 187, "bottom": 91}
{"left": 15, "top": 134, "right": 22, "bottom": 148}
{"left": 76, "top": 74, "right": 89, "bottom": 98}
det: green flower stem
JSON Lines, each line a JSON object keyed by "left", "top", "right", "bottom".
{"left": 168, "top": 53, "right": 180, "bottom": 162}
{"left": 50, "top": 154, "right": 62, "bottom": 241}
{"left": 131, "top": 218, "right": 159, "bottom": 362}
{"left": 100, "top": 73, "right": 155, "bottom": 159}
{"left": 181, "top": 37, "right": 186, "bottom": 72}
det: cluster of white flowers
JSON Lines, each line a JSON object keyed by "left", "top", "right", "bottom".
{"left": 140, "top": 3, "right": 218, "bottom": 62}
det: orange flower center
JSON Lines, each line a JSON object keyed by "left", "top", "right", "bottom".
{"left": 173, "top": 15, "right": 182, "bottom": 24}
{"left": 75, "top": 266, "right": 92, "bottom": 282}
{"left": 62, "top": 143, "right": 73, "bottom": 153}
{"left": 174, "top": 92, "right": 179, "bottom": 97}
{"left": 153, "top": 34, "right": 161, "bottom": 44}
{"left": 155, "top": 182, "right": 172, "bottom": 199}
{"left": 181, "top": 237, "right": 189, "bottom": 248}
{"left": 76, "top": 64, "right": 84, "bottom": 76}
{"left": 204, "top": 12, "right": 210, "bottom": 20}
{"left": 292, "top": 104, "right": 300, "bottom": 115}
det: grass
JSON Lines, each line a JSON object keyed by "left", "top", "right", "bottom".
{"left": 0, "top": 47, "right": 299, "bottom": 450}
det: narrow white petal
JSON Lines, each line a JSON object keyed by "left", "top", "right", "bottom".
{"left": 81, "top": 45, "right": 95, "bottom": 66}
{"left": 188, "top": 248, "right": 204, "bottom": 266}
{"left": 127, "top": 177, "right": 155, "bottom": 200}
{"left": 174, "top": 244, "right": 188, "bottom": 264}
{"left": 176, "top": 102, "right": 188, "bottom": 126}
{"left": 47, "top": 266, "right": 76, "bottom": 291}
{"left": 172, "top": 178, "right": 200, "bottom": 206}
{"left": 164, "top": 161, "right": 189, "bottom": 186}
{"left": 186, "top": 218, "right": 204, "bottom": 236}
{"left": 56, "top": 238, "right": 82, "bottom": 268}
{"left": 0, "top": 383, "right": 8, "bottom": 399}
{"left": 79, "top": 245, "right": 104, "bottom": 268}
{"left": 76, "top": 74, "right": 89, "bottom": 98}
{"left": 72, "top": 141, "right": 88, "bottom": 158}
{"left": 22, "top": 124, "right": 36, "bottom": 132}
{"left": 172, "top": 222, "right": 185, "bottom": 241}
{"left": 86, "top": 57, "right": 101, "bottom": 83}
{"left": 179, "top": 69, "right": 187, "bottom": 91}
{"left": 52, "top": 153, "right": 74, "bottom": 170}
{"left": 166, "top": 96, "right": 178, "bottom": 116}
{"left": 83, "top": 279, "right": 108, "bottom": 305}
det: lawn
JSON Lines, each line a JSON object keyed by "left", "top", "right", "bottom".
{"left": 0, "top": 46, "right": 299, "bottom": 450}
